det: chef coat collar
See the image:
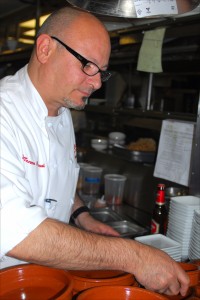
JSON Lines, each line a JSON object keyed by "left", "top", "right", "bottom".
{"left": 22, "top": 65, "right": 67, "bottom": 119}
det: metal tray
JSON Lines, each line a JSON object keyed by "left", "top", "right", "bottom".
{"left": 90, "top": 207, "right": 123, "bottom": 223}
{"left": 107, "top": 220, "right": 148, "bottom": 238}
{"left": 113, "top": 144, "right": 155, "bottom": 163}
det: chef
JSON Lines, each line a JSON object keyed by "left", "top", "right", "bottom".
{"left": 0, "top": 6, "right": 189, "bottom": 297}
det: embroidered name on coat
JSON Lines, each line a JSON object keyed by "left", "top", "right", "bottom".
{"left": 22, "top": 155, "right": 45, "bottom": 168}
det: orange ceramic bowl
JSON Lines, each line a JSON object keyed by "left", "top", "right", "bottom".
{"left": 0, "top": 264, "right": 73, "bottom": 300}
{"left": 194, "top": 269, "right": 200, "bottom": 297}
{"left": 165, "top": 262, "right": 200, "bottom": 300}
{"left": 194, "top": 284, "right": 200, "bottom": 297}
{"left": 179, "top": 262, "right": 198, "bottom": 272}
{"left": 76, "top": 286, "right": 168, "bottom": 300}
{"left": 178, "top": 262, "right": 199, "bottom": 287}
{"left": 68, "top": 270, "right": 137, "bottom": 294}
{"left": 190, "top": 259, "right": 200, "bottom": 270}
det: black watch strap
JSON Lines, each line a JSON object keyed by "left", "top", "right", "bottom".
{"left": 69, "top": 206, "right": 90, "bottom": 225}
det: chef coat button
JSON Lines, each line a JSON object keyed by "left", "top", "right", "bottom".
{"left": 59, "top": 123, "right": 63, "bottom": 128}
{"left": 70, "top": 159, "right": 73, "bottom": 164}
{"left": 48, "top": 122, "right": 52, "bottom": 127}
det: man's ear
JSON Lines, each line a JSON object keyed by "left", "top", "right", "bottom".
{"left": 35, "top": 34, "right": 53, "bottom": 64}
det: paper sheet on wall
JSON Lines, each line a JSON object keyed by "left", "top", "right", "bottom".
{"left": 136, "top": 27, "right": 166, "bottom": 73}
{"left": 154, "top": 120, "right": 195, "bottom": 186}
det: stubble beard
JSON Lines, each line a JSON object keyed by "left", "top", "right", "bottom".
{"left": 63, "top": 97, "right": 88, "bottom": 111}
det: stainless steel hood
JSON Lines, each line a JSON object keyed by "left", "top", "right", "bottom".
{"left": 66, "top": 0, "right": 200, "bottom": 33}
{"left": 66, "top": 0, "right": 200, "bottom": 18}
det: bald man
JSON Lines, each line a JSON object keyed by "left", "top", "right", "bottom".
{"left": 0, "top": 6, "right": 189, "bottom": 297}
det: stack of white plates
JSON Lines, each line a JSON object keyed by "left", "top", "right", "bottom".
{"left": 189, "top": 209, "right": 200, "bottom": 260}
{"left": 135, "top": 234, "right": 182, "bottom": 261}
{"left": 167, "top": 196, "right": 200, "bottom": 261}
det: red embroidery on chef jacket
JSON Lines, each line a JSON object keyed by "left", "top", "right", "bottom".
{"left": 74, "top": 144, "right": 77, "bottom": 159}
{"left": 22, "top": 155, "right": 45, "bottom": 168}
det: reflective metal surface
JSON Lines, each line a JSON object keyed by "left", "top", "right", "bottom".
{"left": 90, "top": 207, "right": 123, "bottom": 222}
{"left": 107, "top": 220, "right": 148, "bottom": 237}
{"left": 67, "top": 0, "right": 200, "bottom": 18}
{"left": 190, "top": 91, "right": 200, "bottom": 197}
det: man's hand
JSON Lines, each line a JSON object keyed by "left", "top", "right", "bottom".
{"left": 132, "top": 241, "right": 190, "bottom": 296}
{"left": 72, "top": 193, "right": 120, "bottom": 236}
{"left": 76, "top": 212, "right": 120, "bottom": 236}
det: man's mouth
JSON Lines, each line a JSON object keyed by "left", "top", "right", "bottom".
{"left": 80, "top": 88, "right": 95, "bottom": 98}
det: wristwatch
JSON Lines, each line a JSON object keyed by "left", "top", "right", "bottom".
{"left": 69, "top": 206, "right": 90, "bottom": 225}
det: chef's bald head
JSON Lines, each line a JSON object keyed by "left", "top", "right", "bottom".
{"left": 36, "top": 6, "right": 106, "bottom": 39}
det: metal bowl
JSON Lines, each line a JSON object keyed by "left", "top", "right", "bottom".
{"left": 165, "top": 187, "right": 188, "bottom": 197}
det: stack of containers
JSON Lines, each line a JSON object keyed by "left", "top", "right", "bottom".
{"left": 167, "top": 196, "right": 200, "bottom": 261}
{"left": 135, "top": 234, "right": 182, "bottom": 262}
{"left": 188, "top": 209, "right": 200, "bottom": 260}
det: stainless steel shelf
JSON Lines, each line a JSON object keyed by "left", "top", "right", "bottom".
{"left": 85, "top": 105, "right": 197, "bottom": 122}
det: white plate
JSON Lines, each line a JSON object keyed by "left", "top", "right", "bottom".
{"left": 135, "top": 234, "right": 181, "bottom": 250}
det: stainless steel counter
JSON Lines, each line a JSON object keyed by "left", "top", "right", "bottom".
{"left": 89, "top": 204, "right": 151, "bottom": 238}
{"left": 111, "top": 203, "right": 152, "bottom": 229}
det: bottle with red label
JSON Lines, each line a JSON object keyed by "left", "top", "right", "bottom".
{"left": 151, "top": 183, "right": 168, "bottom": 235}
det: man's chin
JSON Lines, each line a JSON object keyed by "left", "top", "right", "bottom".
{"left": 63, "top": 97, "right": 87, "bottom": 110}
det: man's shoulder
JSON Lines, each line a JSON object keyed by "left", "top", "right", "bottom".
{"left": 0, "top": 65, "right": 26, "bottom": 91}
{"left": 0, "top": 66, "right": 27, "bottom": 106}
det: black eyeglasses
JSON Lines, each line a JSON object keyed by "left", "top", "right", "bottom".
{"left": 51, "top": 36, "right": 112, "bottom": 82}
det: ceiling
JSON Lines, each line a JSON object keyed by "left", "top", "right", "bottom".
{"left": 0, "top": 0, "right": 28, "bottom": 19}
{"left": 0, "top": 0, "right": 68, "bottom": 43}
{"left": 0, "top": 0, "right": 66, "bottom": 19}
{"left": 0, "top": 0, "right": 200, "bottom": 67}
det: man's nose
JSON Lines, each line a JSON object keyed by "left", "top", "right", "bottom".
{"left": 88, "top": 72, "right": 102, "bottom": 90}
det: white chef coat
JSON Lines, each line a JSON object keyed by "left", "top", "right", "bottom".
{"left": 0, "top": 65, "right": 80, "bottom": 269}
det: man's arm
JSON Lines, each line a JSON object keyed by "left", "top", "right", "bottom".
{"left": 8, "top": 217, "right": 189, "bottom": 296}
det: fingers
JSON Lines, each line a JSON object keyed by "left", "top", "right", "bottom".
{"left": 158, "top": 279, "right": 180, "bottom": 296}
{"left": 176, "top": 265, "right": 190, "bottom": 296}
{"left": 151, "top": 280, "right": 183, "bottom": 297}
{"left": 155, "top": 263, "right": 190, "bottom": 297}
{"left": 84, "top": 217, "right": 120, "bottom": 236}
{"left": 133, "top": 244, "right": 190, "bottom": 297}
{"left": 149, "top": 275, "right": 181, "bottom": 296}
{"left": 93, "top": 222, "right": 120, "bottom": 236}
